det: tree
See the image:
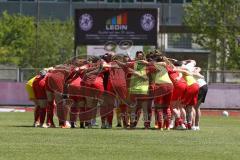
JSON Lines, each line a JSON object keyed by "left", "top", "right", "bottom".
{"left": 184, "top": 0, "right": 240, "bottom": 70}
{"left": 0, "top": 11, "right": 35, "bottom": 67}
{"left": 33, "top": 19, "right": 74, "bottom": 68}
{"left": 0, "top": 12, "right": 76, "bottom": 68}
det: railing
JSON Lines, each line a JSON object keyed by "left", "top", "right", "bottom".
{"left": 0, "top": 68, "right": 41, "bottom": 82}
{"left": 0, "top": 68, "right": 240, "bottom": 83}
{"left": 204, "top": 70, "right": 240, "bottom": 84}
{"left": 0, "top": 1, "right": 185, "bottom": 25}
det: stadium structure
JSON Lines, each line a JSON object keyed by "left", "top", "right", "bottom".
{"left": 0, "top": 0, "right": 209, "bottom": 68}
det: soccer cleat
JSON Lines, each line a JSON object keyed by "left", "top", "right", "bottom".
{"left": 186, "top": 123, "right": 192, "bottom": 130}
{"left": 101, "top": 122, "right": 106, "bottom": 129}
{"left": 106, "top": 124, "right": 112, "bottom": 129}
{"left": 116, "top": 123, "right": 122, "bottom": 128}
{"left": 60, "top": 125, "right": 71, "bottom": 129}
{"left": 129, "top": 123, "right": 136, "bottom": 129}
{"left": 191, "top": 126, "right": 197, "bottom": 131}
{"left": 61, "top": 125, "right": 71, "bottom": 129}
{"left": 65, "top": 121, "right": 71, "bottom": 128}
{"left": 86, "top": 121, "right": 92, "bottom": 129}
{"left": 47, "top": 123, "right": 56, "bottom": 128}
{"left": 176, "top": 124, "right": 186, "bottom": 130}
{"left": 87, "top": 124, "right": 92, "bottom": 129}
{"left": 144, "top": 125, "right": 150, "bottom": 130}
{"left": 165, "top": 127, "right": 170, "bottom": 131}
{"left": 71, "top": 122, "right": 77, "bottom": 128}
{"left": 169, "top": 120, "right": 175, "bottom": 129}
{"left": 123, "top": 124, "right": 129, "bottom": 129}
{"left": 33, "top": 122, "right": 40, "bottom": 128}
{"left": 195, "top": 126, "right": 200, "bottom": 130}
{"left": 80, "top": 122, "right": 85, "bottom": 129}
{"left": 39, "top": 123, "right": 48, "bottom": 128}
{"left": 91, "top": 119, "right": 98, "bottom": 126}
{"left": 60, "top": 121, "right": 71, "bottom": 129}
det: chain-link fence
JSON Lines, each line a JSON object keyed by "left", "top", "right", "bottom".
{"left": 0, "top": 68, "right": 240, "bottom": 83}
{"left": 0, "top": 68, "right": 41, "bottom": 82}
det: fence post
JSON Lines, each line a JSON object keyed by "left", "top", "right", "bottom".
{"left": 20, "top": 68, "right": 24, "bottom": 82}
{"left": 16, "top": 68, "right": 20, "bottom": 82}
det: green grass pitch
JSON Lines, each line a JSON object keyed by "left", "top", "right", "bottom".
{"left": 0, "top": 112, "right": 240, "bottom": 160}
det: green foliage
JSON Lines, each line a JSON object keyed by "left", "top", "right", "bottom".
{"left": 184, "top": 0, "right": 240, "bottom": 69}
{"left": 0, "top": 12, "right": 75, "bottom": 68}
{"left": 33, "top": 20, "right": 74, "bottom": 68}
{"left": 0, "top": 11, "right": 35, "bottom": 67}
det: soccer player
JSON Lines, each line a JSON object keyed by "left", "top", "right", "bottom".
{"left": 45, "top": 64, "right": 77, "bottom": 128}
{"left": 193, "top": 67, "right": 208, "bottom": 130}
{"left": 182, "top": 60, "right": 207, "bottom": 130}
{"left": 166, "top": 59, "right": 188, "bottom": 130}
{"left": 25, "top": 76, "right": 40, "bottom": 127}
{"left": 178, "top": 60, "right": 203, "bottom": 129}
{"left": 44, "top": 68, "right": 56, "bottom": 128}
{"left": 67, "top": 75, "right": 86, "bottom": 128}
{"left": 106, "top": 54, "right": 130, "bottom": 128}
{"left": 123, "top": 51, "right": 151, "bottom": 128}
{"left": 79, "top": 56, "right": 106, "bottom": 128}
{"left": 99, "top": 53, "right": 115, "bottom": 129}
{"left": 149, "top": 54, "right": 173, "bottom": 130}
{"left": 32, "top": 70, "right": 48, "bottom": 127}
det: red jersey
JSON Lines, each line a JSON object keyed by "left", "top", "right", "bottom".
{"left": 166, "top": 66, "right": 186, "bottom": 84}
{"left": 32, "top": 75, "right": 47, "bottom": 99}
{"left": 45, "top": 65, "right": 75, "bottom": 93}
{"left": 107, "top": 62, "right": 128, "bottom": 99}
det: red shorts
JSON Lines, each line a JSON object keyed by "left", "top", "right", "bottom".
{"left": 33, "top": 77, "right": 47, "bottom": 99}
{"left": 151, "top": 83, "right": 173, "bottom": 98}
{"left": 154, "top": 92, "right": 172, "bottom": 106}
{"left": 68, "top": 77, "right": 85, "bottom": 101}
{"left": 45, "top": 72, "right": 65, "bottom": 93}
{"left": 171, "top": 81, "right": 187, "bottom": 103}
{"left": 45, "top": 76, "right": 53, "bottom": 92}
{"left": 80, "top": 82, "right": 104, "bottom": 99}
{"left": 107, "top": 81, "right": 128, "bottom": 100}
{"left": 183, "top": 83, "right": 199, "bottom": 106}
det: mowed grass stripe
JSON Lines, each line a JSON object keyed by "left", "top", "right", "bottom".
{"left": 0, "top": 112, "right": 240, "bottom": 160}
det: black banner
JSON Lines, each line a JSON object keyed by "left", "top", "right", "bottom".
{"left": 75, "top": 9, "right": 158, "bottom": 46}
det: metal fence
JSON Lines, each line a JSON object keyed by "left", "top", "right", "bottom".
{"left": 0, "top": 68, "right": 41, "bottom": 82}
{"left": 0, "top": 68, "right": 240, "bottom": 83}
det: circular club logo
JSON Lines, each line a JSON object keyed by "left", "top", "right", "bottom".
{"left": 79, "top": 13, "right": 93, "bottom": 31}
{"left": 140, "top": 14, "right": 155, "bottom": 31}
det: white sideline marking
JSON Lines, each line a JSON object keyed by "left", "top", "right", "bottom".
{"left": 0, "top": 108, "right": 26, "bottom": 112}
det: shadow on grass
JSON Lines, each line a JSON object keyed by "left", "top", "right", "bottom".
{"left": 7, "top": 125, "right": 185, "bottom": 131}
{"left": 10, "top": 125, "right": 35, "bottom": 128}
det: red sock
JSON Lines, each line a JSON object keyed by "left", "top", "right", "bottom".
{"left": 187, "top": 123, "right": 192, "bottom": 129}
{"left": 163, "top": 108, "right": 171, "bottom": 129}
{"left": 175, "top": 117, "right": 183, "bottom": 127}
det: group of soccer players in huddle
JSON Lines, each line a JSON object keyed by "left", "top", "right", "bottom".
{"left": 26, "top": 50, "right": 208, "bottom": 130}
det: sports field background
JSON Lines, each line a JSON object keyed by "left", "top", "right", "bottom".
{"left": 0, "top": 112, "right": 240, "bottom": 160}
